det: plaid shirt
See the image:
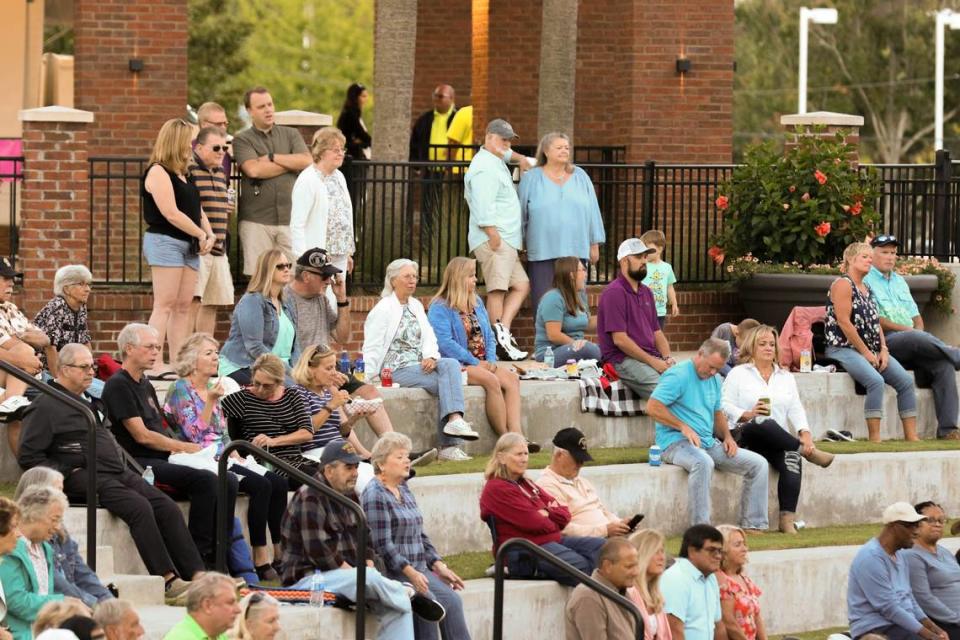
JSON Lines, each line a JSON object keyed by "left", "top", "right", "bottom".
{"left": 361, "top": 478, "right": 442, "bottom": 577}
{"left": 279, "top": 474, "right": 376, "bottom": 586}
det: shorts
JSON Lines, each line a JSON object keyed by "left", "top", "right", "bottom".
{"left": 338, "top": 373, "right": 364, "bottom": 394}
{"left": 473, "top": 241, "right": 528, "bottom": 292}
{"left": 239, "top": 221, "right": 292, "bottom": 275}
{"left": 143, "top": 232, "right": 199, "bottom": 270}
{"left": 195, "top": 253, "right": 235, "bottom": 306}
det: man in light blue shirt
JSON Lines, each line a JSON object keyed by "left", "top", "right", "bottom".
{"left": 660, "top": 524, "right": 725, "bottom": 640}
{"left": 646, "top": 338, "right": 768, "bottom": 529}
{"left": 465, "top": 118, "right": 529, "bottom": 360}
{"left": 847, "top": 502, "right": 948, "bottom": 640}
{"left": 864, "top": 235, "right": 960, "bottom": 440}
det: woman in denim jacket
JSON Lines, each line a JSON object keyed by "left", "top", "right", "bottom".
{"left": 219, "top": 249, "right": 300, "bottom": 386}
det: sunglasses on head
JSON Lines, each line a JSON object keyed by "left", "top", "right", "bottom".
{"left": 872, "top": 235, "right": 898, "bottom": 245}
{"left": 245, "top": 591, "right": 265, "bottom": 618}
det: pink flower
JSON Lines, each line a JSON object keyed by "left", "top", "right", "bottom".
{"left": 708, "top": 246, "right": 725, "bottom": 264}
{"left": 814, "top": 170, "right": 828, "bottom": 185}
{"left": 850, "top": 201, "right": 862, "bottom": 216}
{"left": 815, "top": 221, "right": 831, "bottom": 237}
{"left": 801, "top": 192, "right": 811, "bottom": 202}
{"left": 715, "top": 195, "right": 729, "bottom": 210}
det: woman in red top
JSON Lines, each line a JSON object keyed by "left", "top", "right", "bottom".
{"left": 716, "top": 524, "right": 767, "bottom": 640}
{"left": 478, "top": 432, "right": 604, "bottom": 586}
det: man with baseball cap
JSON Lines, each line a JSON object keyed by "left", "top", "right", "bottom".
{"left": 280, "top": 438, "right": 445, "bottom": 636}
{"left": 864, "top": 234, "right": 960, "bottom": 441}
{"left": 465, "top": 118, "right": 530, "bottom": 361}
{"left": 537, "top": 428, "right": 636, "bottom": 538}
{"left": 596, "top": 238, "right": 677, "bottom": 398}
{"left": 847, "top": 501, "right": 949, "bottom": 640}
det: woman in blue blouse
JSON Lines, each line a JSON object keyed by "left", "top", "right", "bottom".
{"left": 519, "top": 132, "right": 606, "bottom": 310}
{"left": 428, "top": 258, "right": 539, "bottom": 451}
{"left": 533, "top": 256, "right": 601, "bottom": 363}
{"left": 361, "top": 432, "right": 469, "bottom": 640}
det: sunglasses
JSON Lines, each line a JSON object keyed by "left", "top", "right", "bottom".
{"left": 275, "top": 263, "right": 293, "bottom": 271}
{"left": 209, "top": 145, "right": 229, "bottom": 153}
{"left": 872, "top": 234, "right": 898, "bottom": 245}
{"left": 245, "top": 591, "right": 266, "bottom": 618}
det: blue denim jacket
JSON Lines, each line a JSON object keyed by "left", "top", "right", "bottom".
{"left": 426, "top": 296, "right": 497, "bottom": 366}
{"left": 220, "top": 292, "right": 300, "bottom": 372}
{"left": 52, "top": 532, "right": 113, "bottom": 607}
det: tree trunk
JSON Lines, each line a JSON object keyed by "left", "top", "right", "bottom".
{"left": 372, "top": 0, "right": 417, "bottom": 161}
{"left": 537, "top": 0, "right": 579, "bottom": 141}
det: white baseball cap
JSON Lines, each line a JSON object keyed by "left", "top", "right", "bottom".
{"left": 882, "top": 501, "right": 925, "bottom": 524}
{"left": 616, "top": 238, "right": 656, "bottom": 261}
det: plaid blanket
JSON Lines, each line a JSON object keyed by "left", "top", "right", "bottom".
{"left": 578, "top": 376, "right": 647, "bottom": 417}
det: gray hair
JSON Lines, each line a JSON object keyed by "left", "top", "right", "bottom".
{"left": 93, "top": 599, "right": 136, "bottom": 628}
{"left": 370, "top": 432, "right": 413, "bottom": 474}
{"left": 174, "top": 332, "right": 219, "bottom": 377}
{"left": 17, "top": 485, "right": 68, "bottom": 523}
{"left": 229, "top": 592, "right": 280, "bottom": 640}
{"left": 381, "top": 259, "right": 418, "bottom": 298}
{"left": 58, "top": 343, "right": 92, "bottom": 368}
{"left": 53, "top": 265, "right": 93, "bottom": 297}
{"left": 185, "top": 572, "right": 236, "bottom": 612}
{"left": 698, "top": 337, "right": 731, "bottom": 360}
{"left": 14, "top": 467, "right": 65, "bottom": 501}
{"left": 117, "top": 323, "right": 158, "bottom": 357}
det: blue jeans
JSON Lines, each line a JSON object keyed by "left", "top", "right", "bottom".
{"left": 826, "top": 345, "right": 918, "bottom": 420}
{"left": 886, "top": 330, "right": 960, "bottom": 434}
{"left": 411, "top": 570, "right": 471, "bottom": 640}
{"left": 661, "top": 440, "right": 769, "bottom": 529}
{"left": 534, "top": 341, "right": 602, "bottom": 363}
{"left": 392, "top": 358, "right": 465, "bottom": 447}
{"left": 505, "top": 535, "right": 605, "bottom": 587}
{"left": 292, "top": 567, "right": 413, "bottom": 640}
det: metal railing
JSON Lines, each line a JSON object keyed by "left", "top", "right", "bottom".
{"left": 0, "top": 155, "right": 23, "bottom": 269}
{"left": 0, "top": 361, "right": 99, "bottom": 569}
{"left": 425, "top": 144, "right": 627, "bottom": 165}
{"left": 215, "top": 441, "right": 367, "bottom": 639}
{"left": 492, "top": 538, "right": 644, "bottom": 640}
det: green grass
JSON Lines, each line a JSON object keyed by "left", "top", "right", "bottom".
{"left": 771, "top": 628, "right": 846, "bottom": 640}
{"left": 0, "top": 483, "right": 16, "bottom": 500}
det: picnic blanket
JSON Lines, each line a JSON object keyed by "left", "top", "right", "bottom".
{"left": 578, "top": 371, "right": 646, "bottom": 417}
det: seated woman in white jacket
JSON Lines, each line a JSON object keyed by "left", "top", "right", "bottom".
{"left": 721, "top": 324, "right": 835, "bottom": 535}
{"left": 363, "top": 259, "right": 479, "bottom": 462}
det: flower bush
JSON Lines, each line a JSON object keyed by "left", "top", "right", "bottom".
{"left": 710, "top": 128, "right": 882, "bottom": 267}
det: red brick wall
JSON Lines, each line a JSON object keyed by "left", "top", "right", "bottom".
{"left": 412, "top": 0, "right": 473, "bottom": 123}
{"left": 74, "top": 0, "right": 188, "bottom": 157}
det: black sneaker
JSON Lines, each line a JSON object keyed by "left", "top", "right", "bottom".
{"left": 410, "top": 591, "right": 446, "bottom": 622}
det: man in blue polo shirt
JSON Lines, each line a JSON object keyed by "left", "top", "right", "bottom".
{"left": 864, "top": 234, "right": 960, "bottom": 440}
{"left": 646, "top": 337, "right": 769, "bottom": 530}
{"left": 596, "top": 238, "right": 676, "bottom": 398}
{"left": 660, "top": 524, "right": 725, "bottom": 640}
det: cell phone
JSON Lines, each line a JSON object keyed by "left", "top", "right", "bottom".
{"left": 627, "top": 514, "right": 645, "bottom": 531}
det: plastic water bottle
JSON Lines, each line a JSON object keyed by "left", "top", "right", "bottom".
{"left": 339, "top": 351, "right": 351, "bottom": 375}
{"left": 649, "top": 444, "right": 662, "bottom": 467}
{"left": 142, "top": 466, "right": 155, "bottom": 486}
{"left": 353, "top": 356, "right": 365, "bottom": 382}
{"left": 544, "top": 346, "right": 554, "bottom": 369}
{"left": 309, "top": 570, "right": 325, "bottom": 607}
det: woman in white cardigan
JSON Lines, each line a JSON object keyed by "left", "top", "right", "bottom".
{"left": 289, "top": 127, "right": 355, "bottom": 272}
{"left": 363, "top": 259, "right": 479, "bottom": 462}
{"left": 721, "top": 324, "right": 834, "bottom": 534}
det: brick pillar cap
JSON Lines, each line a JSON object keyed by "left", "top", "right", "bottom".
{"left": 780, "top": 111, "right": 863, "bottom": 127}
{"left": 274, "top": 110, "right": 333, "bottom": 127}
{"left": 18, "top": 106, "right": 94, "bottom": 123}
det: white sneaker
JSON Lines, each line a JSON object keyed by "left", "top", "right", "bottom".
{"left": 0, "top": 396, "right": 30, "bottom": 414}
{"left": 494, "top": 322, "right": 528, "bottom": 361}
{"left": 443, "top": 417, "right": 480, "bottom": 441}
{"left": 438, "top": 446, "right": 472, "bottom": 462}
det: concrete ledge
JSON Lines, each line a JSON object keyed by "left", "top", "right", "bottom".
{"left": 19, "top": 105, "right": 94, "bottom": 123}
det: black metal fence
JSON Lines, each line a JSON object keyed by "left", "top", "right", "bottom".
{"left": 0, "top": 156, "right": 23, "bottom": 269}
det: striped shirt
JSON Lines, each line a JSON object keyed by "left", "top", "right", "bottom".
{"left": 292, "top": 385, "right": 343, "bottom": 449}
{"left": 188, "top": 155, "right": 231, "bottom": 256}
{"left": 220, "top": 388, "right": 314, "bottom": 475}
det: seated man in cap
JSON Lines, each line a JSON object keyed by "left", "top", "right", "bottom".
{"left": 847, "top": 502, "right": 949, "bottom": 640}
{"left": 280, "top": 438, "right": 444, "bottom": 638}
{"left": 864, "top": 235, "right": 960, "bottom": 441}
{"left": 597, "top": 238, "right": 676, "bottom": 398}
{"left": 536, "top": 428, "right": 636, "bottom": 538}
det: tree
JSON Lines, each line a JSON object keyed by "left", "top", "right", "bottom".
{"left": 188, "top": 0, "right": 254, "bottom": 120}
{"left": 735, "top": 0, "right": 960, "bottom": 162}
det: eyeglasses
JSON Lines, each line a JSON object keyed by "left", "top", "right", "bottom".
{"left": 925, "top": 518, "right": 948, "bottom": 525}
{"left": 139, "top": 344, "right": 163, "bottom": 352}
{"left": 209, "top": 145, "right": 229, "bottom": 153}
{"left": 698, "top": 545, "right": 724, "bottom": 556}
{"left": 64, "top": 363, "right": 97, "bottom": 372}
{"left": 326, "top": 147, "right": 346, "bottom": 155}
{"left": 250, "top": 380, "right": 279, "bottom": 392}
{"left": 275, "top": 263, "right": 293, "bottom": 271}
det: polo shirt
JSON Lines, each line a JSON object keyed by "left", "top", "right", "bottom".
{"left": 162, "top": 614, "right": 227, "bottom": 640}
{"left": 596, "top": 274, "right": 661, "bottom": 365}
{"left": 446, "top": 105, "right": 474, "bottom": 164}
{"left": 429, "top": 109, "right": 452, "bottom": 161}
{"left": 233, "top": 124, "right": 308, "bottom": 225}
{"left": 652, "top": 359, "right": 721, "bottom": 451}
{"left": 465, "top": 148, "right": 523, "bottom": 252}
{"left": 187, "top": 154, "right": 231, "bottom": 256}
{"left": 863, "top": 266, "right": 919, "bottom": 328}
{"left": 660, "top": 558, "right": 721, "bottom": 640}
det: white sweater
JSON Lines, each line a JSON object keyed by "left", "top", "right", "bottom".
{"left": 362, "top": 293, "right": 440, "bottom": 379}
{"left": 289, "top": 165, "right": 351, "bottom": 257}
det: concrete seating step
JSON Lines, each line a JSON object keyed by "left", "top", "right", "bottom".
{"left": 104, "top": 573, "right": 165, "bottom": 606}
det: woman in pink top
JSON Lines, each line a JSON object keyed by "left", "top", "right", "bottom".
{"left": 626, "top": 529, "right": 672, "bottom": 640}
{"left": 716, "top": 524, "right": 766, "bottom": 640}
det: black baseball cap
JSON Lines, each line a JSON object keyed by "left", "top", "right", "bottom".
{"left": 296, "top": 248, "right": 343, "bottom": 277}
{"left": 320, "top": 438, "right": 361, "bottom": 467}
{"left": 870, "top": 234, "right": 899, "bottom": 248}
{"left": 552, "top": 427, "right": 593, "bottom": 464}
{"left": 0, "top": 258, "right": 21, "bottom": 279}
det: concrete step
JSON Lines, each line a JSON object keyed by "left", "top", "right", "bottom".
{"left": 104, "top": 573, "right": 165, "bottom": 605}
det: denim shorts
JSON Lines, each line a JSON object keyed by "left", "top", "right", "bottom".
{"left": 143, "top": 232, "right": 199, "bottom": 270}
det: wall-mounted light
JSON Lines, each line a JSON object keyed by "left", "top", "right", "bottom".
{"left": 676, "top": 56, "right": 692, "bottom": 75}
{"left": 128, "top": 59, "right": 144, "bottom": 73}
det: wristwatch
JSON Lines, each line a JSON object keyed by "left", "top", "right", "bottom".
{"left": 337, "top": 300, "right": 350, "bottom": 308}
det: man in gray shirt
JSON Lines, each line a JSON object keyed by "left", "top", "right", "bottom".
{"left": 233, "top": 86, "right": 311, "bottom": 274}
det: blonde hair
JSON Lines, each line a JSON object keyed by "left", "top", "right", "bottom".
{"left": 381, "top": 259, "right": 418, "bottom": 298}
{"left": 432, "top": 257, "right": 477, "bottom": 314}
{"left": 33, "top": 600, "right": 89, "bottom": 636}
{"left": 149, "top": 118, "right": 194, "bottom": 176}
{"left": 628, "top": 528, "right": 666, "bottom": 612}
{"left": 370, "top": 432, "right": 414, "bottom": 475}
{"left": 250, "top": 353, "right": 286, "bottom": 384}
{"left": 247, "top": 248, "right": 290, "bottom": 298}
{"left": 291, "top": 344, "right": 336, "bottom": 387}
{"left": 534, "top": 132, "right": 574, "bottom": 174}
{"left": 842, "top": 241, "right": 873, "bottom": 269}
{"left": 716, "top": 524, "right": 747, "bottom": 574}
{"left": 311, "top": 127, "right": 347, "bottom": 162}
{"left": 483, "top": 432, "right": 528, "bottom": 480}
{"left": 738, "top": 324, "right": 780, "bottom": 365}
{"left": 174, "top": 333, "right": 219, "bottom": 377}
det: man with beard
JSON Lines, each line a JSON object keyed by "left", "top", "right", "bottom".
{"left": 597, "top": 238, "right": 675, "bottom": 398}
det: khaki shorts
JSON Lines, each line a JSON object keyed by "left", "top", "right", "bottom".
{"left": 195, "top": 253, "right": 235, "bottom": 306}
{"left": 473, "top": 241, "right": 528, "bottom": 292}
{"left": 239, "top": 220, "right": 293, "bottom": 275}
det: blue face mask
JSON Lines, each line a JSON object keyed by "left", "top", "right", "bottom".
{"left": 501, "top": 148, "right": 513, "bottom": 164}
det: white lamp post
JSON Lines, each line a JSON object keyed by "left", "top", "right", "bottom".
{"left": 798, "top": 7, "right": 839, "bottom": 114}
{"left": 935, "top": 9, "right": 960, "bottom": 150}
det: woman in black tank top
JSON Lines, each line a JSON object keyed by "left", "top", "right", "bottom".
{"left": 142, "top": 118, "right": 217, "bottom": 374}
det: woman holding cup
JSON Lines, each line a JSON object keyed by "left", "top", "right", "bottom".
{"left": 721, "top": 325, "right": 835, "bottom": 534}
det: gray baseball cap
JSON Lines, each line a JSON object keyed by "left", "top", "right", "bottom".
{"left": 486, "top": 119, "right": 519, "bottom": 140}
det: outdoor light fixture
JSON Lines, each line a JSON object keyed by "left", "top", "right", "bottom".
{"left": 128, "top": 58, "right": 144, "bottom": 73}
{"left": 798, "top": 7, "right": 838, "bottom": 114}
{"left": 935, "top": 9, "right": 960, "bottom": 150}
{"left": 676, "top": 56, "right": 692, "bottom": 75}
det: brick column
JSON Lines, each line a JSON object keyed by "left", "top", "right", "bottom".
{"left": 781, "top": 111, "right": 864, "bottom": 166}
{"left": 18, "top": 106, "right": 94, "bottom": 314}
{"left": 275, "top": 110, "right": 333, "bottom": 148}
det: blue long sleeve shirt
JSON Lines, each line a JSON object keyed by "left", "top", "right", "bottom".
{"left": 519, "top": 166, "right": 605, "bottom": 261}
{"left": 848, "top": 538, "right": 926, "bottom": 637}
